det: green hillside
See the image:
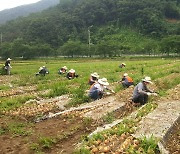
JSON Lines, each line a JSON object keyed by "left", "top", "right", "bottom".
{"left": 0, "top": 0, "right": 179, "bottom": 59}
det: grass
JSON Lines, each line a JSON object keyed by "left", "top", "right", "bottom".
{"left": 0, "top": 95, "right": 36, "bottom": 112}
{"left": 136, "top": 103, "right": 158, "bottom": 118}
{"left": 30, "top": 136, "right": 57, "bottom": 153}
{"left": 0, "top": 58, "right": 179, "bottom": 114}
{"left": 102, "top": 112, "right": 115, "bottom": 123}
{"left": 76, "top": 102, "right": 160, "bottom": 153}
{"left": 1, "top": 58, "right": 178, "bottom": 153}
{"left": 39, "top": 136, "right": 57, "bottom": 149}
{"left": 6, "top": 122, "right": 32, "bottom": 136}
{"left": 139, "top": 135, "right": 160, "bottom": 153}
{"left": 0, "top": 127, "right": 5, "bottom": 135}
{"left": 74, "top": 147, "right": 91, "bottom": 154}
{"left": 82, "top": 117, "right": 93, "bottom": 126}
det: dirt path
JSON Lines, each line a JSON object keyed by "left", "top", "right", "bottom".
{"left": 134, "top": 100, "right": 180, "bottom": 138}
{"left": 133, "top": 84, "right": 180, "bottom": 153}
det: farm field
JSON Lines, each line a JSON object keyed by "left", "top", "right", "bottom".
{"left": 0, "top": 58, "right": 179, "bottom": 154}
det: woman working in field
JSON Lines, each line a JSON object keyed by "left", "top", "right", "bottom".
{"left": 89, "top": 78, "right": 115, "bottom": 100}
{"left": 36, "top": 66, "right": 49, "bottom": 76}
{"left": 88, "top": 72, "right": 99, "bottom": 85}
{"left": 119, "top": 63, "right": 126, "bottom": 68}
{"left": 66, "top": 69, "right": 78, "bottom": 80}
{"left": 59, "top": 66, "right": 68, "bottom": 74}
{"left": 120, "top": 73, "right": 134, "bottom": 88}
{"left": 4, "top": 58, "right": 12, "bottom": 75}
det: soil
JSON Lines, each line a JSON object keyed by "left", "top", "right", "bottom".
{"left": 0, "top": 85, "right": 136, "bottom": 154}
{"left": 0, "top": 76, "right": 179, "bottom": 154}
{"left": 0, "top": 115, "right": 97, "bottom": 154}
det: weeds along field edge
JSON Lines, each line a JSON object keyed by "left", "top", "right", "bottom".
{"left": 0, "top": 59, "right": 179, "bottom": 112}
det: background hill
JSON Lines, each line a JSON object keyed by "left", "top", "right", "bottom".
{"left": 0, "top": 0, "right": 179, "bottom": 59}
{"left": 0, "top": 0, "right": 60, "bottom": 24}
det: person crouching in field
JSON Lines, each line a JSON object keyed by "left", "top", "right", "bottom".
{"left": 4, "top": 58, "right": 12, "bottom": 75}
{"left": 132, "top": 76, "right": 157, "bottom": 106}
{"left": 89, "top": 78, "right": 115, "bottom": 100}
{"left": 36, "top": 66, "right": 49, "bottom": 76}
{"left": 66, "top": 69, "right": 78, "bottom": 80}
{"left": 120, "top": 73, "right": 134, "bottom": 88}
{"left": 119, "top": 63, "right": 126, "bottom": 68}
{"left": 88, "top": 72, "right": 99, "bottom": 85}
{"left": 59, "top": 66, "right": 68, "bottom": 74}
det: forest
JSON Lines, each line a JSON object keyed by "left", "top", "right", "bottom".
{"left": 0, "top": 0, "right": 179, "bottom": 59}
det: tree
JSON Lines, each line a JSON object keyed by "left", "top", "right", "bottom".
{"left": 60, "top": 40, "right": 84, "bottom": 57}
{"left": 160, "top": 35, "right": 180, "bottom": 56}
{"left": 0, "top": 42, "right": 12, "bottom": 59}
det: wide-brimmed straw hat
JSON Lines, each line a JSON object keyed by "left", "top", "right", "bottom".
{"left": 7, "top": 58, "right": 12, "bottom": 61}
{"left": 98, "top": 78, "right": 109, "bottom": 86}
{"left": 69, "top": 69, "right": 75, "bottom": 73}
{"left": 91, "top": 72, "right": 99, "bottom": 78}
{"left": 122, "top": 63, "right": 126, "bottom": 66}
{"left": 62, "top": 66, "right": 67, "bottom": 70}
{"left": 142, "top": 76, "right": 152, "bottom": 84}
{"left": 123, "top": 73, "right": 128, "bottom": 76}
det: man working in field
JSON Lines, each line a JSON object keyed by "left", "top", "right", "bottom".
{"left": 132, "top": 76, "right": 157, "bottom": 105}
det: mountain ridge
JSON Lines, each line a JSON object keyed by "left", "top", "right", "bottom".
{"left": 0, "top": 0, "right": 60, "bottom": 24}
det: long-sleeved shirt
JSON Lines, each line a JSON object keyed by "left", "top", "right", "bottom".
{"left": 89, "top": 83, "right": 105, "bottom": 95}
{"left": 133, "top": 82, "right": 152, "bottom": 98}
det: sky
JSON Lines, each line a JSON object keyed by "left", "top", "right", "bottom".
{"left": 0, "top": 0, "right": 41, "bottom": 11}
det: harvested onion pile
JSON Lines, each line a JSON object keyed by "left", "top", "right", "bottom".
{"left": 2, "top": 102, "right": 57, "bottom": 117}
{"left": 0, "top": 86, "right": 36, "bottom": 97}
{"left": 88, "top": 133, "right": 140, "bottom": 153}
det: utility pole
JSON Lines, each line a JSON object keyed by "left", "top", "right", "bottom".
{"left": 0, "top": 33, "right": 2, "bottom": 45}
{"left": 88, "top": 25, "right": 93, "bottom": 57}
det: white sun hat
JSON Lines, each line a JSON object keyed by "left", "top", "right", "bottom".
{"left": 122, "top": 63, "right": 126, "bottom": 66}
{"left": 98, "top": 78, "right": 109, "bottom": 86}
{"left": 7, "top": 58, "right": 12, "bottom": 61}
{"left": 62, "top": 66, "right": 67, "bottom": 70}
{"left": 69, "top": 69, "right": 75, "bottom": 73}
{"left": 123, "top": 73, "right": 128, "bottom": 76}
{"left": 91, "top": 72, "right": 99, "bottom": 78}
{"left": 142, "top": 76, "right": 152, "bottom": 84}
{"left": 39, "top": 67, "right": 43, "bottom": 70}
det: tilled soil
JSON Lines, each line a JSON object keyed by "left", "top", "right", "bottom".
{"left": 0, "top": 115, "right": 98, "bottom": 154}
{"left": 0, "top": 82, "right": 179, "bottom": 154}
{"left": 0, "top": 86, "right": 136, "bottom": 154}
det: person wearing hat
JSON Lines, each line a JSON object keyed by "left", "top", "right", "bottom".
{"left": 119, "top": 63, "right": 126, "bottom": 68}
{"left": 132, "top": 76, "right": 157, "bottom": 105}
{"left": 120, "top": 73, "right": 134, "bottom": 88}
{"left": 66, "top": 69, "right": 78, "bottom": 80}
{"left": 59, "top": 66, "right": 68, "bottom": 74}
{"left": 36, "top": 66, "right": 49, "bottom": 76}
{"left": 4, "top": 58, "right": 12, "bottom": 75}
{"left": 89, "top": 78, "right": 114, "bottom": 100}
{"left": 88, "top": 72, "right": 100, "bottom": 85}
